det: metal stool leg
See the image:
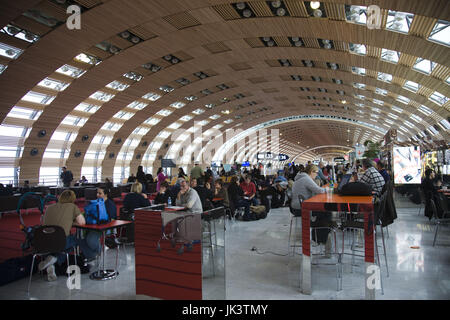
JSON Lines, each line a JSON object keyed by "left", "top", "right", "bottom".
{"left": 433, "top": 222, "right": 439, "bottom": 247}
{"left": 379, "top": 223, "right": 389, "bottom": 277}
{"left": 288, "top": 217, "right": 294, "bottom": 256}
{"left": 27, "top": 254, "right": 36, "bottom": 295}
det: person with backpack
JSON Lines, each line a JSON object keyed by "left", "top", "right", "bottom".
{"left": 60, "top": 166, "right": 73, "bottom": 187}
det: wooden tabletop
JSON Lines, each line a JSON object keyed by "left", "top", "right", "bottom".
{"left": 303, "top": 193, "right": 374, "bottom": 204}
{"left": 73, "top": 219, "right": 132, "bottom": 231}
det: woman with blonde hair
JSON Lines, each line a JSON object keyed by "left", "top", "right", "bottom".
{"left": 123, "top": 182, "right": 151, "bottom": 210}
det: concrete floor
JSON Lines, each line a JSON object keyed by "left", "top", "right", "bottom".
{"left": 1, "top": 192, "right": 449, "bottom": 300}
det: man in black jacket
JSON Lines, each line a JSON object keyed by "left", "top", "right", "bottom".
{"left": 191, "top": 178, "right": 213, "bottom": 211}
{"left": 60, "top": 167, "right": 73, "bottom": 187}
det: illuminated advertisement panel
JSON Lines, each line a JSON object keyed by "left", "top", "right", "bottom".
{"left": 393, "top": 146, "right": 421, "bottom": 184}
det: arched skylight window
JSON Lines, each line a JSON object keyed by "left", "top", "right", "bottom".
{"left": 349, "top": 43, "right": 366, "bottom": 55}
{"left": 386, "top": 11, "right": 414, "bottom": 34}
{"left": 413, "top": 58, "right": 436, "bottom": 74}
{"left": 428, "top": 20, "right": 450, "bottom": 46}
{"left": 381, "top": 49, "right": 399, "bottom": 63}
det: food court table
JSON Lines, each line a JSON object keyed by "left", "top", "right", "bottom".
{"left": 301, "top": 193, "right": 375, "bottom": 299}
{"left": 74, "top": 220, "right": 132, "bottom": 281}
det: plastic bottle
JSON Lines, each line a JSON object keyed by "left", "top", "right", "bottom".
{"left": 168, "top": 197, "right": 172, "bottom": 206}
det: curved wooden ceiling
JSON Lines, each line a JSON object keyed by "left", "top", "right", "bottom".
{"left": 0, "top": 0, "right": 449, "bottom": 183}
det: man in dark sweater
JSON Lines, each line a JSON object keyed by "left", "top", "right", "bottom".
{"left": 60, "top": 167, "right": 73, "bottom": 187}
{"left": 191, "top": 178, "right": 213, "bottom": 211}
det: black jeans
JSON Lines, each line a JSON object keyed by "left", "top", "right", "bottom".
{"left": 290, "top": 208, "right": 331, "bottom": 244}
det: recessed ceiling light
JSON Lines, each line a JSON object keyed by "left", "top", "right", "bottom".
{"left": 310, "top": 1, "right": 321, "bottom": 10}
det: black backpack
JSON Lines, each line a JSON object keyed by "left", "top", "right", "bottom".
{"left": 340, "top": 182, "right": 373, "bottom": 196}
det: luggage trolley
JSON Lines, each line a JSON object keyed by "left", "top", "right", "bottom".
{"left": 156, "top": 210, "right": 201, "bottom": 255}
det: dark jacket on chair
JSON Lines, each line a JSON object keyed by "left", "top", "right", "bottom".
{"left": 380, "top": 180, "right": 397, "bottom": 226}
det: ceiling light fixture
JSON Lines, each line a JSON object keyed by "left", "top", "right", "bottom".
{"left": 310, "top": 1, "right": 321, "bottom": 10}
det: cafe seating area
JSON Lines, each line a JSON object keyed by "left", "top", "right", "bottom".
{"left": 0, "top": 189, "right": 449, "bottom": 300}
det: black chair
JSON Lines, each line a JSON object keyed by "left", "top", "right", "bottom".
{"left": 119, "top": 207, "right": 135, "bottom": 244}
{"left": 84, "top": 188, "right": 97, "bottom": 201}
{"left": 28, "top": 225, "right": 77, "bottom": 294}
{"left": 339, "top": 191, "right": 388, "bottom": 294}
{"left": 431, "top": 195, "right": 450, "bottom": 246}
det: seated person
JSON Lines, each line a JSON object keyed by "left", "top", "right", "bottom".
{"left": 123, "top": 182, "right": 151, "bottom": 210}
{"left": 145, "top": 173, "right": 154, "bottom": 183}
{"left": 154, "top": 181, "right": 170, "bottom": 205}
{"left": 96, "top": 187, "right": 119, "bottom": 249}
{"left": 213, "top": 179, "right": 229, "bottom": 208}
{"left": 40, "top": 190, "right": 91, "bottom": 281}
{"left": 20, "top": 180, "right": 31, "bottom": 194}
{"left": 168, "top": 178, "right": 183, "bottom": 205}
{"left": 291, "top": 165, "right": 332, "bottom": 252}
{"left": 351, "top": 159, "right": 385, "bottom": 196}
{"left": 240, "top": 175, "right": 258, "bottom": 206}
{"left": 227, "top": 176, "right": 255, "bottom": 221}
{"left": 191, "top": 177, "right": 214, "bottom": 210}
{"left": 127, "top": 173, "right": 136, "bottom": 183}
{"left": 79, "top": 176, "right": 88, "bottom": 184}
{"left": 176, "top": 178, "right": 203, "bottom": 214}
{"left": 259, "top": 181, "right": 274, "bottom": 213}
{"left": 0, "top": 183, "right": 13, "bottom": 196}
{"left": 271, "top": 182, "right": 287, "bottom": 208}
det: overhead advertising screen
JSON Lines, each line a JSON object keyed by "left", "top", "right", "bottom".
{"left": 393, "top": 146, "right": 421, "bottom": 184}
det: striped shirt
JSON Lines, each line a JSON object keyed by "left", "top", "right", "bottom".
{"left": 360, "top": 167, "right": 385, "bottom": 196}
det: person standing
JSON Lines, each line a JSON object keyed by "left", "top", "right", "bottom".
{"left": 190, "top": 162, "right": 203, "bottom": 180}
{"left": 136, "top": 166, "right": 147, "bottom": 193}
{"left": 156, "top": 167, "right": 167, "bottom": 192}
{"left": 60, "top": 166, "right": 73, "bottom": 187}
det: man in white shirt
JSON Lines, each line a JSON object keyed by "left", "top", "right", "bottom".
{"left": 176, "top": 178, "right": 203, "bottom": 213}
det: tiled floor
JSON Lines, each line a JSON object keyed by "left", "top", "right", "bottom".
{"left": 1, "top": 192, "right": 449, "bottom": 300}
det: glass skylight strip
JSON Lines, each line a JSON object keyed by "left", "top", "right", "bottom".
{"left": 0, "top": 42, "right": 23, "bottom": 59}
{"left": 21, "top": 91, "right": 56, "bottom": 105}
{"left": 428, "top": 20, "right": 450, "bottom": 46}
{"left": 56, "top": 65, "right": 86, "bottom": 78}
{"left": 418, "top": 105, "right": 433, "bottom": 115}
{"left": 38, "top": 78, "right": 70, "bottom": 91}
{"left": 106, "top": 81, "right": 130, "bottom": 91}
{"left": 381, "top": 48, "right": 399, "bottom": 63}
{"left": 386, "top": 10, "right": 413, "bottom": 34}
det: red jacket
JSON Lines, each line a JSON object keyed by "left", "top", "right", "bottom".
{"left": 240, "top": 181, "right": 256, "bottom": 197}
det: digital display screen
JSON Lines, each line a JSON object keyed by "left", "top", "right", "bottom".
{"left": 393, "top": 146, "right": 421, "bottom": 184}
{"left": 241, "top": 161, "right": 250, "bottom": 167}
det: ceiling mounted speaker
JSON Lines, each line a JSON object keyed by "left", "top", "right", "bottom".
{"left": 38, "top": 129, "right": 46, "bottom": 137}
{"left": 142, "top": 141, "right": 148, "bottom": 147}
{"left": 115, "top": 138, "right": 122, "bottom": 144}
{"left": 30, "top": 148, "right": 38, "bottom": 156}
{"left": 81, "top": 135, "right": 89, "bottom": 142}
{"left": 165, "top": 143, "right": 169, "bottom": 148}
{"left": 136, "top": 154, "right": 141, "bottom": 159}
{"left": 109, "top": 153, "right": 115, "bottom": 159}
{"left": 158, "top": 155, "right": 162, "bottom": 160}
{"left": 120, "top": 31, "right": 130, "bottom": 38}
{"left": 74, "top": 151, "right": 82, "bottom": 158}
